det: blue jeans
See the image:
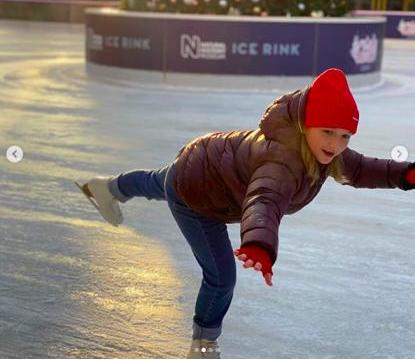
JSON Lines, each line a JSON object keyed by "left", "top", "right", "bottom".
{"left": 108, "top": 161, "right": 237, "bottom": 341}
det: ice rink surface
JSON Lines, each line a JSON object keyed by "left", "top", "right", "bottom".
{"left": 0, "top": 20, "right": 414, "bottom": 358}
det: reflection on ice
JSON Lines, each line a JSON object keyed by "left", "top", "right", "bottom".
{"left": 0, "top": 205, "right": 186, "bottom": 358}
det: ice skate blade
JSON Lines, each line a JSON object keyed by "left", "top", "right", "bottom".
{"left": 74, "top": 181, "right": 100, "bottom": 211}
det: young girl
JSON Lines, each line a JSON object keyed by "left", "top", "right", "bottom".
{"left": 77, "top": 68, "right": 415, "bottom": 358}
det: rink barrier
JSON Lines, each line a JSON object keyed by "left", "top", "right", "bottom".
{"left": 352, "top": 10, "right": 415, "bottom": 39}
{"left": 85, "top": 9, "right": 386, "bottom": 89}
{"left": 0, "top": 0, "right": 118, "bottom": 23}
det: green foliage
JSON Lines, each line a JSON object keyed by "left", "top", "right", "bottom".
{"left": 119, "top": 0, "right": 355, "bottom": 16}
{"left": 286, "top": 0, "right": 355, "bottom": 17}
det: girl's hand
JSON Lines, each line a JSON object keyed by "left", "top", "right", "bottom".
{"left": 403, "top": 162, "right": 415, "bottom": 190}
{"left": 234, "top": 248, "right": 273, "bottom": 287}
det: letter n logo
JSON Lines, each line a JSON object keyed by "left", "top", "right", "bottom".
{"left": 181, "top": 34, "right": 200, "bottom": 59}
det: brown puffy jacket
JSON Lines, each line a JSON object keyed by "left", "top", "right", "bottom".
{"left": 173, "top": 87, "right": 410, "bottom": 265}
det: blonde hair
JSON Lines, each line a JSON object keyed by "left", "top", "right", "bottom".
{"left": 295, "top": 118, "right": 350, "bottom": 187}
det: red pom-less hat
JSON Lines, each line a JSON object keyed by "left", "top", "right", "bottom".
{"left": 304, "top": 68, "right": 359, "bottom": 135}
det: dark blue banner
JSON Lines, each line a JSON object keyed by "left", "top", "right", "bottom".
{"left": 316, "top": 22, "right": 384, "bottom": 74}
{"left": 86, "top": 13, "right": 165, "bottom": 70}
{"left": 353, "top": 11, "right": 415, "bottom": 39}
{"left": 165, "top": 19, "right": 315, "bottom": 75}
{"left": 86, "top": 10, "right": 386, "bottom": 76}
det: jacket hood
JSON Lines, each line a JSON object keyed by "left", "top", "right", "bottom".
{"left": 259, "top": 86, "right": 310, "bottom": 141}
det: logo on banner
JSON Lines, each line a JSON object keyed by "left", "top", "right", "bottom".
{"left": 180, "top": 34, "right": 226, "bottom": 60}
{"left": 87, "top": 28, "right": 103, "bottom": 51}
{"left": 349, "top": 33, "right": 378, "bottom": 65}
{"left": 397, "top": 19, "right": 415, "bottom": 38}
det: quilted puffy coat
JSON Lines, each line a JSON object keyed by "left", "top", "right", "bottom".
{"left": 173, "top": 86, "right": 411, "bottom": 265}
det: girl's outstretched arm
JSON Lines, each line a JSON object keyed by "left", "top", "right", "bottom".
{"left": 340, "top": 147, "right": 415, "bottom": 190}
{"left": 238, "top": 161, "right": 299, "bottom": 285}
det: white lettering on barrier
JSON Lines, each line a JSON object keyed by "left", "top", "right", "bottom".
{"left": 105, "top": 36, "right": 120, "bottom": 48}
{"left": 232, "top": 42, "right": 300, "bottom": 56}
{"left": 180, "top": 35, "right": 301, "bottom": 60}
{"left": 87, "top": 32, "right": 151, "bottom": 51}
{"left": 231, "top": 42, "right": 258, "bottom": 55}
{"left": 231, "top": 42, "right": 300, "bottom": 56}
{"left": 200, "top": 42, "right": 226, "bottom": 59}
{"left": 87, "top": 28, "right": 103, "bottom": 51}
{"left": 121, "top": 37, "right": 151, "bottom": 50}
{"left": 262, "top": 43, "right": 300, "bottom": 56}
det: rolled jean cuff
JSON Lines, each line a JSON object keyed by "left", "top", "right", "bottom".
{"left": 108, "top": 175, "right": 131, "bottom": 203}
{"left": 192, "top": 321, "right": 222, "bottom": 341}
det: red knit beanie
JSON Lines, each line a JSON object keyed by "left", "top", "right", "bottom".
{"left": 304, "top": 68, "right": 359, "bottom": 135}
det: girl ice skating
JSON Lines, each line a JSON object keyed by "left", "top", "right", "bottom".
{"left": 76, "top": 68, "right": 415, "bottom": 358}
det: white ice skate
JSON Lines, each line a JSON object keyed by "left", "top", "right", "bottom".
{"left": 75, "top": 177, "right": 123, "bottom": 227}
{"left": 186, "top": 339, "right": 221, "bottom": 359}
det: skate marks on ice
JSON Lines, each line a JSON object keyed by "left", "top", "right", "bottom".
{"left": 354, "top": 72, "right": 415, "bottom": 100}
{"left": 0, "top": 23, "right": 188, "bottom": 357}
{"left": 0, "top": 206, "right": 187, "bottom": 358}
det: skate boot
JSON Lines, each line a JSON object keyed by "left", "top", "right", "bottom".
{"left": 186, "top": 339, "right": 221, "bottom": 359}
{"left": 75, "top": 177, "right": 123, "bottom": 227}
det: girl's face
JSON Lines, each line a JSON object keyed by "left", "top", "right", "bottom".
{"left": 305, "top": 127, "right": 352, "bottom": 164}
